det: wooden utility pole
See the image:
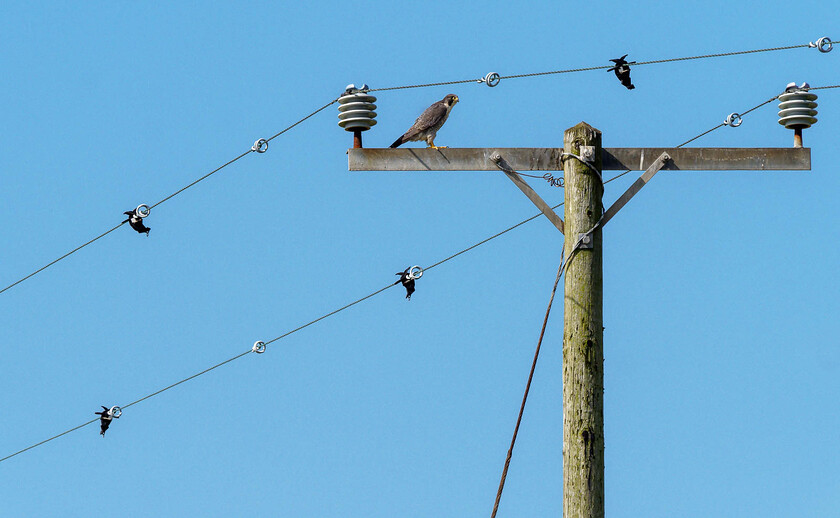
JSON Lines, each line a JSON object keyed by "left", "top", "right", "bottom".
{"left": 347, "top": 128, "right": 809, "bottom": 517}
{"left": 562, "top": 123, "right": 605, "bottom": 517}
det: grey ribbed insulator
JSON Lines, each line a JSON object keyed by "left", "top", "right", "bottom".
{"left": 778, "top": 84, "right": 818, "bottom": 129}
{"left": 338, "top": 84, "right": 377, "bottom": 132}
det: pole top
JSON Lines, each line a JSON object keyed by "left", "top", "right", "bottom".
{"left": 567, "top": 121, "right": 601, "bottom": 134}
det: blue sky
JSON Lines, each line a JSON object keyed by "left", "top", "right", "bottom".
{"left": 1, "top": 3, "right": 837, "bottom": 517}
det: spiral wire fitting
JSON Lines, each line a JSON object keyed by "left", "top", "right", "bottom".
{"left": 809, "top": 36, "right": 833, "bottom": 53}
{"left": 724, "top": 113, "right": 743, "bottom": 127}
{"left": 479, "top": 72, "right": 501, "bottom": 87}
{"left": 407, "top": 266, "right": 424, "bottom": 280}
{"left": 252, "top": 341, "right": 267, "bottom": 354}
{"left": 251, "top": 138, "right": 268, "bottom": 153}
{"left": 135, "top": 204, "right": 151, "bottom": 218}
{"left": 109, "top": 406, "right": 122, "bottom": 418}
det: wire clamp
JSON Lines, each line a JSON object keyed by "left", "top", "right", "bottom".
{"left": 561, "top": 151, "right": 602, "bottom": 183}
{"left": 577, "top": 232, "right": 594, "bottom": 250}
{"left": 809, "top": 37, "right": 833, "bottom": 53}
{"left": 724, "top": 112, "right": 743, "bottom": 127}
{"left": 252, "top": 341, "right": 267, "bottom": 354}
{"left": 579, "top": 146, "right": 595, "bottom": 162}
{"left": 134, "top": 204, "right": 151, "bottom": 218}
{"left": 479, "top": 72, "right": 501, "bottom": 87}
{"left": 109, "top": 406, "right": 123, "bottom": 418}
{"left": 251, "top": 138, "right": 269, "bottom": 153}
{"left": 407, "top": 265, "right": 424, "bottom": 280}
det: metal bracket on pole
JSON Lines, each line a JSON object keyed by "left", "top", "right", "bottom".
{"left": 600, "top": 152, "right": 671, "bottom": 228}
{"left": 491, "top": 152, "right": 565, "bottom": 234}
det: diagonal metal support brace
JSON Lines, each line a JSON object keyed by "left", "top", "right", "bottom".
{"left": 600, "top": 152, "right": 670, "bottom": 228}
{"left": 491, "top": 152, "right": 565, "bottom": 234}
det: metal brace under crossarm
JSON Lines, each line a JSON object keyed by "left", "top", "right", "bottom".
{"left": 600, "top": 152, "right": 671, "bottom": 228}
{"left": 491, "top": 152, "right": 565, "bottom": 234}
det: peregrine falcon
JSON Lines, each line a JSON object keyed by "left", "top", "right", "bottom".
{"left": 608, "top": 55, "right": 636, "bottom": 90}
{"left": 390, "top": 94, "right": 459, "bottom": 149}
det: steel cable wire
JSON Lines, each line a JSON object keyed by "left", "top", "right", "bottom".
{"left": 368, "top": 41, "right": 820, "bottom": 91}
{"left": 0, "top": 100, "right": 339, "bottom": 297}
{"left": 2, "top": 41, "right": 832, "bottom": 297}
{"left": 0, "top": 80, "right": 828, "bottom": 463}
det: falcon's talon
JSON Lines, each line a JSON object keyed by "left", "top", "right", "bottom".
{"left": 390, "top": 94, "right": 459, "bottom": 149}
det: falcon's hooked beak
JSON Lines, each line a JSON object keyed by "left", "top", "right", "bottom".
{"left": 452, "top": 95, "right": 459, "bottom": 104}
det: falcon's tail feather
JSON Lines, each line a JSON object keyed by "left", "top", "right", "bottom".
{"left": 390, "top": 135, "right": 405, "bottom": 148}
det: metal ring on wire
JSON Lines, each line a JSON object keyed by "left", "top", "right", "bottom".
{"left": 811, "top": 37, "right": 833, "bottom": 53}
{"left": 135, "top": 204, "right": 151, "bottom": 218}
{"left": 251, "top": 138, "right": 269, "bottom": 153}
{"left": 724, "top": 113, "right": 743, "bottom": 127}
{"left": 479, "top": 72, "right": 501, "bottom": 87}
{"left": 252, "top": 341, "right": 266, "bottom": 354}
{"left": 109, "top": 406, "right": 122, "bottom": 418}
{"left": 407, "top": 266, "right": 424, "bottom": 280}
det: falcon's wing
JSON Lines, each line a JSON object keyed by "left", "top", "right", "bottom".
{"left": 413, "top": 100, "right": 448, "bottom": 132}
{"left": 391, "top": 98, "right": 450, "bottom": 147}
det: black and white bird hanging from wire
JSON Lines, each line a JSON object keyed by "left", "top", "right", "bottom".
{"left": 395, "top": 266, "right": 424, "bottom": 300}
{"left": 123, "top": 204, "right": 151, "bottom": 236}
{"left": 608, "top": 54, "right": 636, "bottom": 90}
{"left": 94, "top": 406, "right": 121, "bottom": 437}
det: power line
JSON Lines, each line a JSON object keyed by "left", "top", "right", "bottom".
{"left": 0, "top": 200, "right": 567, "bottom": 464}
{"left": 366, "top": 39, "right": 827, "bottom": 92}
{"left": 3, "top": 49, "right": 834, "bottom": 298}
{"left": 2, "top": 34, "right": 834, "bottom": 298}
{"left": 0, "top": 222, "right": 126, "bottom": 296}
{"left": 0, "top": 99, "right": 339, "bottom": 297}
{"left": 0, "top": 418, "right": 100, "bottom": 464}
{"left": 0, "top": 83, "right": 829, "bottom": 463}
{"left": 150, "top": 98, "right": 340, "bottom": 210}
{"left": 674, "top": 94, "right": 781, "bottom": 148}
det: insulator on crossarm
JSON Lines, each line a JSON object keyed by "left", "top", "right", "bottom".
{"left": 338, "top": 84, "right": 377, "bottom": 149}
{"left": 778, "top": 82, "right": 818, "bottom": 148}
